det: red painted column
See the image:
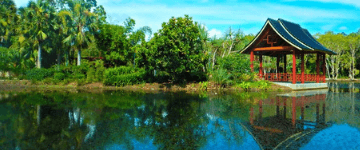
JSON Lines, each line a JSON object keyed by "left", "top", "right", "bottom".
{"left": 301, "top": 52, "right": 305, "bottom": 84}
{"left": 292, "top": 97, "right": 296, "bottom": 127}
{"left": 284, "top": 54, "right": 287, "bottom": 81}
{"left": 316, "top": 53, "right": 320, "bottom": 83}
{"left": 323, "top": 53, "right": 326, "bottom": 83}
{"left": 250, "top": 51, "right": 254, "bottom": 72}
{"left": 277, "top": 56, "right": 280, "bottom": 81}
{"left": 259, "top": 54, "right": 263, "bottom": 78}
{"left": 292, "top": 50, "right": 296, "bottom": 84}
{"left": 284, "top": 54, "right": 287, "bottom": 73}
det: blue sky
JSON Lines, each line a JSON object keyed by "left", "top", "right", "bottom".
{"left": 14, "top": 0, "right": 360, "bottom": 38}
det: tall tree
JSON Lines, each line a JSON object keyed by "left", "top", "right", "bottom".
{"left": 25, "top": 0, "right": 56, "bottom": 68}
{"left": 146, "top": 15, "right": 207, "bottom": 82}
{"left": 62, "top": 0, "right": 100, "bottom": 66}
{"left": 317, "top": 32, "right": 346, "bottom": 79}
{"left": 95, "top": 18, "right": 150, "bottom": 67}
{"left": 0, "top": 0, "right": 17, "bottom": 47}
{"left": 346, "top": 33, "right": 360, "bottom": 80}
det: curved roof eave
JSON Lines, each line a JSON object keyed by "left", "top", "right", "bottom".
{"left": 241, "top": 18, "right": 308, "bottom": 54}
{"left": 240, "top": 19, "right": 272, "bottom": 54}
{"left": 241, "top": 18, "right": 337, "bottom": 55}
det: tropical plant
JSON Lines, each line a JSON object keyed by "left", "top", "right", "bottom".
{"left": 0, "top": 0, "right": 17, "bottom": 47}
{"left": 144, "top": 15, "right": 207, "bottom": 82}
{"left": 62, "top": 0, "right": 102, "bottom": 66}
{"left": 26, "top": 0, "right": 57, "bottom": 68}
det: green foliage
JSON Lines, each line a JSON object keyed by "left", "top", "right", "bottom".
{"left": 54, "top": 72, "right": 66, "bottom": 80}
{"left": 26, "top": 68, "right": 54, "bottom": 81}
{"left": 237, "top": 82, "right": 251, "bottom": 91}
{"left": 139, "top": 15, "right": 207, "bottom": 82}
{"left": 86, "top": 67, "right": 96, "bottom": 82}
{"left": 94, "top": 60, "right": 105, "bottom": 82}
{"left": 211, "top": 68, "right": 231, "bottom": 86}
{"left": 0, "top": 47, "right": 34, "bottom": 77}
{"left": 199, "top": 81, "right": 208, "bottom": 91}
{"left": 217, "top": 53, "right": 251, "bottom": 83}
{"left": 103, "top": 66, "right": 146, "bottom": 86}
{"left": 95, "top": 19, "right": 151, "bottom": 66}
{"left": 254, "top": 80, "right": 271, "bottom": 91}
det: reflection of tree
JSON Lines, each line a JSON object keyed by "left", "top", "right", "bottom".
{"left": 149, "top": 92, "right": 209, "bottom": 149}
{"left": 1, "top": 90, "right": 281, "bottom": 149}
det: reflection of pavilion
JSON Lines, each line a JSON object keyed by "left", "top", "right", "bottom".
{"left": 242, "top": 90, "right": 329, "bottom": 150}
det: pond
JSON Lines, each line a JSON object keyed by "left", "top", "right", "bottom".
{"left": 0, "top": 82, "right": 360, "bottom": 150}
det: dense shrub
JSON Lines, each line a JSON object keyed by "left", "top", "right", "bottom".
{"left": 104, "top": 66, "right": 146, "bottom": 86}
{"left": 54, "top": 72, "right": 66, "bottom": 80}
{"left": 26, "top": 68, "right": 54, "bottom": 81}
{"left": 73, "top": 73, "right": 86, "bottom": 80}
{"left": 211, "top": 68, "right": 231, "bottom": 87}
{"left": 94, "top": 60, "right": 105, "bottom": 82}
{"left": 217, "top": 53, "right": 251, "bottom": 83}
{"left": 86, "top": 67, "right": 96, "bottom": 82}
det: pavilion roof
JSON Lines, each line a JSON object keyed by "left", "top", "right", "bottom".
{"left": 241, "top": 18, "right": 336, "bottom": 55}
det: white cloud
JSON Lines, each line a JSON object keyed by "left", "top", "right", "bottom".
{"left": 96, "top": 2, "right": 357, "bottom": 34}
{"left": 208, "top": 29, "right": 222, "bottom": 38}
{"left": 339, "top": 26, "right": 348, "bottom": 30}
{"left": 302, "top": 0, "right": 360, "bottom": 7}
{"left": 12, "top": 0, "right": 359, "bottom": 35}
{"left": 321, "top": 24, "right": 336, "bottom": 31}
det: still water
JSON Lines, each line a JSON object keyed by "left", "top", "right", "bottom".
{"left": 0, "top": 82, "right": 359, "bottom": 150}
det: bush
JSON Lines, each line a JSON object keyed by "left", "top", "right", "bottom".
{"left": 211, "top": 68, "right": 231, "bottom": 87}
{"left": 237, "top": 82, "right": 251, "bottom": 91}
{"left": 26, "top": 68, "right": 54, "bottom": 81}
{"left": 218, "top": 53, "right": 251, "bottom": 83}
{"left": 256, "top": 80, "right": 271, "bottom": 91}
{"left": 42, "top": 77, "right": 60, "bottom": 84}
{"left": 73, "top": 73, "right": 85, "bottom": 80}
{"left": 54, "top": 72, "right": 66, "bottom": 80}
{"left": 94, "top": 60, "right": 105, "bottom": 82}
{"left": 104, "top": 66, "right": 146, "bottom": 86}
{"left": 199, "top": 81, "right": 208, "bottom": 91}
{"left": 87, "top": 67, "right": 96, "bottom": 82}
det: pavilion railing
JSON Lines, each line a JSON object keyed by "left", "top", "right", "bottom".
{"left": 259, "top": 73, "right": 325, "bottom": 83}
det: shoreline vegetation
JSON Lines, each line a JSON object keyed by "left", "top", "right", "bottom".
{"left": 0, "top": 79, "right": 292, "bottom": 93}
{"left": 1, "top": 0, "right": 360, "bottom": 93}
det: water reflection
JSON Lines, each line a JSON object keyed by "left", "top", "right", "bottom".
{"left": 244, "top": 90, "right": 329, "bottom": 149}
{"left": 0, "top": 83, "right": 359, "bottom": 149}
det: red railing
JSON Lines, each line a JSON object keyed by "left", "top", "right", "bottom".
{"left": 259, "top": 73, "right": 325, "bottom": 82}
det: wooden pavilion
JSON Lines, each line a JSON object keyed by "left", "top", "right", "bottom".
{"left": 241, "top": 18, "right": 337, "bottom": 84}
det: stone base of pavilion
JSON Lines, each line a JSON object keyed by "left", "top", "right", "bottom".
{"left": 276, "top": 88, "right": 328, "bottom": 97}
{"left": 272, "top": 82, "right": 328, "bottom": 90}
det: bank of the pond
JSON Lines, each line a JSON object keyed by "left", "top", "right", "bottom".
{"left": 0, "top": 80, "right": 292, "bottom": 93}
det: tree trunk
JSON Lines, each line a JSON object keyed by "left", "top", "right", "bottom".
{"left": 221, "top": 43, "right": 226, "bottom": 58}
{"left": 212, "top": 48, "right": 217, "bottom": 70}
{"left": 66, "top": 50, "right": 69, "bottom": 66}
{"left": 352, "top": 52, "right": 355, "bottom": 80}
{"left": 37, "top": 105, "right": 41, "bottom": 125}
{"left": 326, "top": 58, "right": 330, "bottom": 80}
{"left": 77, "top": 46, "right": 81, "bottom": 66}
{"left": 38, "top": 43, "right": 41, "bottom": 68}
{"left": 331, "top": 55, "right": 335, "bottom": 80}
{"left": 57, "top": 51, "right": 61, "bottom": 69}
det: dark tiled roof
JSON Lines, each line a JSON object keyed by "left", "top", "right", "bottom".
{"left": 267, "top": 18, "right": 311, "bottom": 50}
{"left": 241, "top": 18, "right": 336, "bottom": 55}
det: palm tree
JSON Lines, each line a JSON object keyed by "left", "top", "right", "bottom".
{"left": 26, "top": 0, "right": 55, "bottom": 68}
{"left": 0, "top": 0, "right": 17, "bottom": 47}
{"left": 63, "top": 0, "right": 99, "bottom": 66}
